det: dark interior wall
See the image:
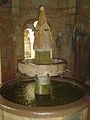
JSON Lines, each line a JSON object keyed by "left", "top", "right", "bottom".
{"left": 0, "top": 9, "right": 15, "bottom": 82}
{"left": 73, "top": 0, "right": 90, "bottom": 82}
{"left": 19, "top": 0, "right": 68, "bottom": 9}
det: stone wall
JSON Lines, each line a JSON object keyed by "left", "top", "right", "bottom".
{"left": 0, "top": 7, "right": 15, "bottom": 82}
{"left": 73, "top": 0, "right": 90, "bottom": 81}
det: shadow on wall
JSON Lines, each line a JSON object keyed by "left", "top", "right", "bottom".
{"left": 73, "top": 28, "right": 90, "bottom": 84}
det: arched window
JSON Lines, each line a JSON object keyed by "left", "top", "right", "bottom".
{"left": 24, "top": 21, "right": 38, "bottom": 60}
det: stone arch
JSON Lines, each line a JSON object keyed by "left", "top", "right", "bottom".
{"left": 23, "top": 18, "right": 38, "bottom": 59}
{"left": 23, "top": 18, "right": 36, "bottom": 30}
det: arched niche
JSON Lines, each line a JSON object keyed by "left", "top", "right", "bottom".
{"left": 23, "top": 19, "right": 38, "bottom": 60}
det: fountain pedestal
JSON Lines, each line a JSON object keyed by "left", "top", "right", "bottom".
{"left": 18, "top": 58, "right": 67, "bottom": 77}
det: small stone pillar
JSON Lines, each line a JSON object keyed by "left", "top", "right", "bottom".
{"left": 34, "top": 6, "right": 53, "bottom": 65}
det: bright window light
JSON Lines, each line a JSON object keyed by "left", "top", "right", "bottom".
{"left": 24, "top": 21, "right": 38, "bottom": 59}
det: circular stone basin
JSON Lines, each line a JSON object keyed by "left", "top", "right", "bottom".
{"left": 18, "top": 58, "right": 67, "bottom": 76}
{"left": 0, "top": 77, "right": 89, "bottom": 120}
{"left": 0, "top": 78, "right": 86, "bottom": 107}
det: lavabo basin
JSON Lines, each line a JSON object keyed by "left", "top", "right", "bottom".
{"left": 0, "top": 77, "right": 89, "bottom": 120}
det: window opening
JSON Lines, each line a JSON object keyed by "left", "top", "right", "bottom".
{"left": 24, "top": 21, "right": 38, "bottom": 59}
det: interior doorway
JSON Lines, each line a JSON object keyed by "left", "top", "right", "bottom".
{"left": 24, "top": 21, "right": 38, "bottom": 59}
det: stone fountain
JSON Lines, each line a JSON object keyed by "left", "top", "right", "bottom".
{"left": 0, "top": 6, "right": 89, "bottom": 120}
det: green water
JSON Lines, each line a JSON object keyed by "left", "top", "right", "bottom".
{"left": 1, "top": 80, "right": 85, "bottom": 107}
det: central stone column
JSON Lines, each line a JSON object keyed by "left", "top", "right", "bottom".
{"left": 33, "top": 6, "right": 53, "bottom": 95}
{"left": 34, "top": 6, "right": 53, "bottom": 65}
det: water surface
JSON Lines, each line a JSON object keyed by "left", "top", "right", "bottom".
{"left": 1, "top": 80, "right": 85, "bottom": 107}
